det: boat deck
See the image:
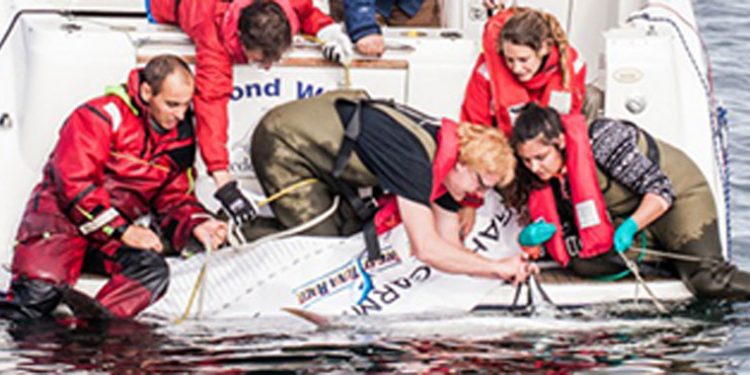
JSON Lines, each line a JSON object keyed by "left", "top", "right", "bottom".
{"left": 538, "top": 266, "right": 677, "bottom": 284}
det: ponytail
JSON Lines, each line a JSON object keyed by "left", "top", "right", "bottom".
{"left": 542, "top": 11, "right": 571, "bottom": 88}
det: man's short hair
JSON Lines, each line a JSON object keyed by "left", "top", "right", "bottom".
{"left": 142, "top": 54, "right": 192, "bottom": 95}
{"left": 238, "top": 0, "right": 292, "bottom": 64}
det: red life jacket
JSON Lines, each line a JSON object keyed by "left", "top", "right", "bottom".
{"left": 373, "top": 118, "right": 473, "bottom": 234}
{"left": 527, "top": 114, "right": 613, "bottom": 267}
{"left": 481, "top": 9, "right": 585, "bottom": 135}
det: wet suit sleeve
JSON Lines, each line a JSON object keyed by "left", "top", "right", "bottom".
{"left": 52, "top": 103, "right": 129, "bottom": 243}
{"left": 291, "top": 0, "right": 335, "bottom": 35}
{"left": 153, "top": 167, "right": 210, "bottom": 251}
{"left": 191, "top": 27, "right": 233, "bottom": 174}
{"left": 589, "top": 118, "right": 675, "bottom": 206}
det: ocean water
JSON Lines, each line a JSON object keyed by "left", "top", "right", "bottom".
{"left": 2, "top": 1, "right": 750, "bottom": 373}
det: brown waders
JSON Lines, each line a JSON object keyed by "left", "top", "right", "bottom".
{"left": 568, "top": 125, "right": 750, "bottom": 299}
{"left": 246, "top": 90, "right": 436, "bottom": 249}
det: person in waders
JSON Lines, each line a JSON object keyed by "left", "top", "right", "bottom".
{"left": 0, "top": 55, "right": 227, "bottom": 321}
{"left": 504, "top": 103, "right": 750, "bottom": 299}
{"left": 245, "top": 90, "right": 537, "bottom": 283}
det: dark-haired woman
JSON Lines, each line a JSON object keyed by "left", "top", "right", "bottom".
{"left": 505, "top": 103, "right": 750, "bottom": 300}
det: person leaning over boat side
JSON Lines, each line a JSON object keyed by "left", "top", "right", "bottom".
{"left": 0, "top": 55, "right": 228, "bottom": 321}
{"left": 327, "top": 0, "right": 441, "bottom": 57}
{"left": 460, "top": 6, "right": 586, "bottom": 134}
{"left": 503, "top": 103, "right": 750, "bottom": 299}
{"left": 146, "top": 0, "right": 353, "bottom": 227}
{"left": 245, "top": 89, "right": 536, "bottom": 283}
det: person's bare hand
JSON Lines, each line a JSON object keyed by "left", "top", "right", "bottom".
{"left": 193, "top": 219, "right": 228, "bottom": 250}
{"left": 356, "top": 34, "right": 385, "bottom": 57}
{"left": 121, "top": 225, "right": 163, "bottom": 253}
{"left": 458, "top": 206, "right": 477, "bottom": 239}
{"left": 494, "top": 254, "right": 539, "bottom": 285}
{"left": 483, "top": 0, "right": 502, "bottom": 10}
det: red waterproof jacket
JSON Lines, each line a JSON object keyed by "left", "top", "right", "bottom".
{"left": 149, "top": 0, "right": 334, "bottom": 173}
{"left": 527, "top": 114, "right": 613, "bottom": 267}
{"left": 373, "top": 118, "right": 482, "bottom": 234}
{"left": 461, "top": 9, "right": 586, "bottom": 135}
{"left": 15, "top": 69, "right": 208, "bottom": 253}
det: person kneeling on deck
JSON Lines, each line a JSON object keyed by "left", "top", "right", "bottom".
{"left": 0, "top": 55, "right": 227, "bottom": 320}
{"left": 246, "top": 90, "right": 536, "bottom": 282}
{"left": 504, "top": 103, "right": 750, "bottom": 299}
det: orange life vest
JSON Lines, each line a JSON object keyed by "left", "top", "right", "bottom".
{"left": 373, "top": 118, "right": 473, "bottom": 234}
{"left": 482, "top": 9, "right": 584, "bottom": 135}
{"left": 527, "top": 114, "right": 613, "bottom": 267}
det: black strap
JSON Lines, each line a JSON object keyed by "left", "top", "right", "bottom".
{"left": 640, "top": 129, "right": 661, "bottom": 165}
{"left": 65, "top": 183, "right": 98, "bottom": 214}
{"left": 332, "top": 102, "right": 362, "bottom": 178}
{"left": 332, "top": 101, "right": 381, "bottom": 261}
{"left": 367, "top": 98, "right": 440, "bottom": 127}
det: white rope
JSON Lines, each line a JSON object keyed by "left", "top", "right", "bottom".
{"left": 632, "top": 246, "right": 721, "bottom": 265}
{"left": 616, "top": 251, "right": 668, "bottom": 314}
{"left": 230, "top": 196, "right": 341, "bottom": 253}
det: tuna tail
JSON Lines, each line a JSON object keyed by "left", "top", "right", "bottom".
{"left": 282, "top": 307, "right": 334, "bottom": 328}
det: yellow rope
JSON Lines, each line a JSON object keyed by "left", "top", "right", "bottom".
{"left": 343, "top": 63, "right": 351, "bottom": 88}
{"left": 174, "top": 263, "right": 207, "bottom": 324}
{"left": 186, "top": 167, "right": 195, "bottom": 195}
{"left": 257, "top": 178, "right": 318, "bottom": 207}
{"left": 175, "top": 178, "right": 318, "bottom": 323}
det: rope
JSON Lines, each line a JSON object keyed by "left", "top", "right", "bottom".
{"left": 615, "top": 251, "right": 668, "bottom": 314}
{"left": 510, "top": 272, "right": 557, "bottom": 310}
{"left": 175, "top": 236, "right": 214, "bottom": 324}
{"left": 300, "top": 35, "right": 352, "bottom": 89}
{"left": 593, "top": 233, "right": 647, "bottom": 282}
{"left": 230, "top": 196, "right": 341, "bottom": 252}
{"left": 626, "top": 7, "right": 733, "bottom": 258}
{"left": 256, "top": 178, "right": 318, "bottom": 207}
{"left": 631, "top": 246, "right": 722, "bottom": 265}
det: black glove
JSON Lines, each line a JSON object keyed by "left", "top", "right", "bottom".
{"left": 214, "top": 181, "right": 257, "bottom": 225}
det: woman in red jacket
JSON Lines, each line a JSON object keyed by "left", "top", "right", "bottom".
{"left": 461, "top": 6, "right": 586, "bottom": 136}
{"left": 148, "top": 0, "right": 353, "bottom": 225}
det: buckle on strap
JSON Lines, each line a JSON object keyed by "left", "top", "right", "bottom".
{"left": 79, "top": 207, "right": 120, "bottom": 235}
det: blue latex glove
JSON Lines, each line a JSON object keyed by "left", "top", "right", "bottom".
{"left": 614, "top": 217, "right": 639, "bottom": 253}
{"left": 518, "top": 220, "right": 557, "bottom": 247}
